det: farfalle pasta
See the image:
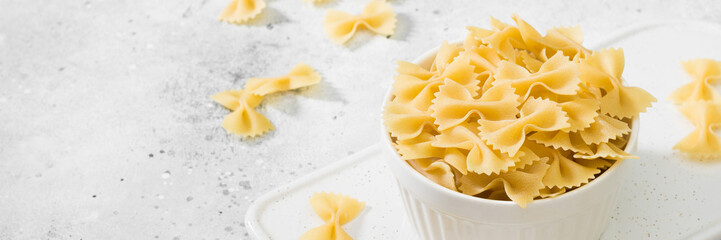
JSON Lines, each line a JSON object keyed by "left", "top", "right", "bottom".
{"left": 211, "top": 63, "right": 320, "bottom": 138}
{"left": 382, "top": 15, "right": 655, "bottom": 207}
{"left": 669, "top": 59, "right": 721, "bottom": 158}
{"left": 300, "top": 192, "right": 365, "bottom": 240}
{"left": 324, "top": 0, "right": 396, "bottom": 44}
{"left": 218, "top": 0, "right": 266, "bottom": 24}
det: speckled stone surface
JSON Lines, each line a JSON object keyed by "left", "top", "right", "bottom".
{"left": 2, "top": 0, "right": 721, "bottom": 239}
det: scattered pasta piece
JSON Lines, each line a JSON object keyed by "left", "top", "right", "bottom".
{"left": 211, "top": 90, "right": 273, "bottom": 137}
{"left": 211, "top": 63, "right": 321, "bottom": 137}
{"left": 300, "top": 192, "right": 365, "bottom": 240}
{"left": 382, "top": 15, "right": 655, "bottom": 207}
{"left": 218, "top": 0, "right": 266, "bottom": 24}
{"left": 323, "top": 0, "right": 396, "bottom": 44}
{"left": 673, "top": 101, "right": 721, "bottom": 158}
{"left": 669, "top": 59, "right": 721, "bottom": 159}
{"left": 669, "top": 59, "right": 721, "bottom": 104}
{"left": 303, "top": 0, "right": 331, "bottom": 3}
{"left": 245, "top": 62, "right": 321, "bottom": 96}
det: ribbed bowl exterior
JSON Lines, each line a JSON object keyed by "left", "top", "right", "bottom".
{"left": 397, "top": 182, "right": 624, "bottom": 240}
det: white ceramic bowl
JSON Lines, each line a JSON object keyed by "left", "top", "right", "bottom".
{"left": 380, "top": 43, "right": 640, "bottom": 240}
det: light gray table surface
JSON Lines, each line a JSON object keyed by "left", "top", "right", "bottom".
{"left": 2, "top": 0, "right": 721, "bottom": 239}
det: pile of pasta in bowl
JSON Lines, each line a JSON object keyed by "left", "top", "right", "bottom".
{"left": 382, "top": 15, "right": 656, "bottom": 207}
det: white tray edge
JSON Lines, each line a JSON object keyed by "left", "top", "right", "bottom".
{"left": 244, "top": 143, "right": 382, "bottom": 239}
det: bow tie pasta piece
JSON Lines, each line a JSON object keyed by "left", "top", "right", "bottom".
{"left": 211, "top": 63, "right": 320, "bottom": 138}
{"left": 512, "top": 15, "right": 590, "bottom": 61}
{"left": 467, "top": 25, "right": 525, "bottom": 62}
{"left": 323, "top": 0, "right": 396, "bottom": 44}
{"left": 211, "top": 90, "right": 273, "bottom": 137}
{"left": 300, "top": 192, "right": 365, "bottom": 240}
{"left": 458, "top": 159, "right": 550, "bottom": 208}
{"left": 544, "top": 26, "right": 590, "bottom": 61}
{"left": 579, "top": 48, "right": 656, "bottom": 118}
{"left": 528, "top": 130, "right": 593, "bottom": 155}
{"left": 219, "top": 0, "right": 266, "bottom": 24}
{"left": 382, "top": 100, "right": 436, "bottom": 141}
{"left": 673, "top": 101, "right": 721, "bottom": 158}
{"left": 391, "top": 61, "right": 435, "bottom": 104}
{"left": 396, "top": 56, "right": 480, "bottom": 111}
{"left": 431, "top": 42, "right": 464, "bottom": 73}
{"left": 463, "top": 46, "right": 503, "bottom": 75}
{"left": 669, "top": 59, "right": 721, "bottom": 104}
{"left": 525, "top": 141, "right": 600, "bottom": 188}
{"left": 479, "top": 97, "right": 571, "bottom": 156}
{"left": 558, "top": 97, "right": 600, "bottom": 132}
{"left": 601, "top": 85, "right": 657, "bottom": 119}
{"left": 408, "top": 159, "right": 458, "bottom": 191}
{"left": 395, "top": 132, "right": 451, "bottom": 160}
{"left": 244, "top": 63, "right": 321, "bottom": 96}
{"left": 578, "top": 114, "right": 631, "bottom": 145}
{"left": 433, "top": 123, "right": 531, "bottom": 175}
{"left": 494, "top": 51, "right": 581, "bottom": 101}
{"left": 539, "top": 186, "right": 567, "bottom": 199}
{"left": 303, "top": 0, "right": 332, "bottom": 3}
{"left": 575, "top": 158, "right": 614, "bottom": 170}
{"left": 574, "top": 142, "right": 639, "bottom": 161}
{"left": 430, "top": 79, "right": 520, "bottom": 131}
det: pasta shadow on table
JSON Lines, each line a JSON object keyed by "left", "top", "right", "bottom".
{"left": 635, "top": 147, "right": 721, "bottom": 172}
{"left": 243, "top": 7, "right": 290, "bottom": 27}
{"left": 389, "top": 13, "right": 412, "bottom": 42}
{"left": 304, "top": 0, "right": 341, "bottom": 9}
{"left": 296, "top": 81, "right": 347, "bottom": 105}
{"left": 343, "top": 31, "right": 378, "bottom": 51}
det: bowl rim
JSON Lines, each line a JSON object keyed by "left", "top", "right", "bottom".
{"left": 380, "top": 40, "right": 640, "bottom": 208}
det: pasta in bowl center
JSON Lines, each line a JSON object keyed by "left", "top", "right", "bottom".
{"left": 380, "top": 15, "right": 655, "bottom": 240}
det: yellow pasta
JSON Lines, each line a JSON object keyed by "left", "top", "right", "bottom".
{"left": 494, "top": 51, "right": 581, "bottom": 101}
{"left": 668, "top": 59, "right": 721, "bottom": 158}
{"left": 408, "top": 159, "right": 458, "bottom": 191}
{"left": 458, "top": 159, "right": 550, "bottom": 208}
{"left": 244, "top": 62, "right": 321, "bottom": 96}
{"left": 528, "top": 130, "right": 593, "bottom": 155}
{"left": 578, "top": 114, "right": 631, "bottom": 145}
{"left": 525, "top": 142, "right": 600, "bottom": 188}
{"left": 579, "top": 48, "right": 656, "bottom": 118}
{"left": 300, "top": 192, "right": 365, "bottom": 240}
{"left": 211, "top": 90, "right": 273, "bottom": 137}
{"left": 211, "top": 63, "right": 321, "bottom": 137}
{"left": 433, "top": 123, "right": 521, "bottom": 175}
{"left": 479, "top": 97, "right": 570, "bottom": 156}
{"left": 382, "top": 100, "right": 435, "bottom": 141}
{"left": 303, "top": 0, "right": 331, "bottom": 3}
{"left": 218, "top": 0, "right": 266, "bottom": 24}
{"left": 390, "top": 50, "right": 480, "bottom": 111}
{"left": 430, "top": 79, "right": 520, "bottom": 131}
{"left": 323, "top": 0, "right": 396, "bottom": 44}
{"left": 574, "top": 142, "right": 639, "bottom": 161}
{"left": 382, "top": 16, "right": 655, "bottom": 207}
{"left": 673, "top": 101, "right": 721, "bottom": 158}
{"left": 669, "top": 59, "right": 721, "bottom": 104}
